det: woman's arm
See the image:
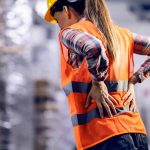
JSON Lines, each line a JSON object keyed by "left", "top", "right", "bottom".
{"left": 123, "top": 34, "right": 150, "bottom": 110}
{"left": 61, "top": 28, "right": 109, "bottom": 82}
{"left": 133, "top": 33, "right": 150, "bottom": 83}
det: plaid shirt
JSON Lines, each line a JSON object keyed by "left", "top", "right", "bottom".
{"left": 61, "top": 29, "right": 150, "bottom": 82}
{"left": 133, "top": 33, "right": 150, "bottom": 82}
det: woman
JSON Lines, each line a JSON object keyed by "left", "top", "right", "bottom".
{"left": 83, "top": 1, "right": 150, "bottom": 149}
{"left": 44, "top": 0, "right": 150, "bottom": 149}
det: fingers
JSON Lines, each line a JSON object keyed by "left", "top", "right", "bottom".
{"left": 96, "top": 94, "right": 117, "bottom": 118}
{"left": 101, "top": 101, "right": 113, "bottom": 117}
{"left": 96, "top": 102, "right": 104, "bottom": 118}
{"left": 123, "top": 90, "right": 136, "bottom": 106}
{"left": 133, "top": 106, "right": 136, "bottom": 113}
{"left": 123, "top": 88, "right": 136, "bottom": 112}
{"left": 122, "top": 91, "right": 130, "bottom": 100}
{"left": 124, "top": 93, "right": 133, "bottom": 106}
{"left": 109, "top": 95, "right": 119, "bottom": 105}
{"left": 105, "top": 98, "right": 117, "bottom": 115}
{"left": 85, "top": 94, "right": 92, "bottom": 108}
{"left": 129, "top": 100, "right": 136, "bottom": 112}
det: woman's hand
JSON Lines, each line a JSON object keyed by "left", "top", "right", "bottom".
{"left": 85, "top": 81, "right": 118, "bottom": 118}
{"left": 122, "top": 83, "right": 136, "bottom": 112}
{"left": 122, "top": 75, "right": 138, "bottom": 112}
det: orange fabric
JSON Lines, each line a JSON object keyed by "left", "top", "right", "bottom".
{"left": 59, "top": 20, "right": 146, "bottom": 150}
{"left": 74, "top": 112, "right": 146, "bottom": 150}
{"left": 67, "top": 92, "right": 128, "bottom": 115}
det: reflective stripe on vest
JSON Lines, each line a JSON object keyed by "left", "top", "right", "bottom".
{"left": 71, "top": 107, "right": 130, "bottom": 126}
{"left": 63, "top": 80, "right": 128, "bottom": 96}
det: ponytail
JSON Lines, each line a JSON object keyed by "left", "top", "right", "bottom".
{"left": 85, "top": 0, "right": 119, "bottom": 61}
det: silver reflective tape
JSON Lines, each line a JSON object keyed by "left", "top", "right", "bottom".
{"left": 71, "top": 107, "right": 130, "bottom": 126}
{"left": 63, "top": 81, "right": 128, "bottom": 96}
{"left": 104, "top": 80, "right": 128, "bottom": 92}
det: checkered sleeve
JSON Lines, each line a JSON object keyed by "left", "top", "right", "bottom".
{"left": 133, "top": 33, "right": 150, "bottom": 83}
{"left": 61, "top": 29, "right": 109, "bottom": 81}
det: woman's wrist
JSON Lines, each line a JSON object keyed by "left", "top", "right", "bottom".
{"left": 129, "top": 75, "right": 140, "bottom": 85}
{"left": 92, "top": 80, "right": 106, "bottom": 89}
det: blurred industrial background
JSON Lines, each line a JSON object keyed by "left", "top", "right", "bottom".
{"left": 0, "top": 0, "right": 149, "bottom": 150}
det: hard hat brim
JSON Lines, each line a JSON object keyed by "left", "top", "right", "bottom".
{"left": 44, "top": 9, "right": 57, "bottom": 24}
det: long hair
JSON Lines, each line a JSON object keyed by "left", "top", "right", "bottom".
{"left": 85, "top": 0, "right": 119, "bottom": 61}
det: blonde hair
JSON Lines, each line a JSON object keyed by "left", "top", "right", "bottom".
{"left": 85, "top": 0, "right": 119, "bottom": 61}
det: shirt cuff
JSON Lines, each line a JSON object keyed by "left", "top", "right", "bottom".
{"left": 134, "top": 66, "right": 150, "bottom": 83}
{"left": 92, "top": 72, "right": 108, "bottom": 82}
{"left": 134, "top": 72, "right": 142, "bottom": 83}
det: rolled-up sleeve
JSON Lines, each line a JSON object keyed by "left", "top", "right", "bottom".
{"left": 133, "top": 33, "right": 150, "bottom": 83}
{"left": 61, "top": 29, "right": 109, "bottom": 81}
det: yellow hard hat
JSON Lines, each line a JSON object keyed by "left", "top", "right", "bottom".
{"left": 44, "top": 0, "right": 58, "bottom": 23}
{"left": 44, "top": 0, "right": 80, "bottom": 23}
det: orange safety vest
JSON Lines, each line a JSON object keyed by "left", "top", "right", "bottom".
{"left": 59, "top": 20, "right": 146, "bottom": 150}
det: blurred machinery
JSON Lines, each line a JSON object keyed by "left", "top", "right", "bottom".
{"left": 0, "top": 0, "right": 33, "bottom": 150}
{"left": 0, "top": 0, "right": 75, "bottom": 150}
{"left": 34, "top": 80, "right": 75, "bottom": 150}
{"left": 129, "top": 1, "right": 150, "bottom": 21}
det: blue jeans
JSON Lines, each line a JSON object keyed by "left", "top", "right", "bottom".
{"left": 86, "top": 133, "right": 149, "bottom": 150}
